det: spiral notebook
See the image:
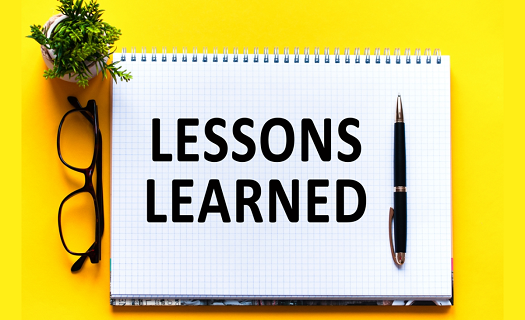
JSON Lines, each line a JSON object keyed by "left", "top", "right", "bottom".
{"left": 110, "top": 47, "right": 452, "bottom": 306}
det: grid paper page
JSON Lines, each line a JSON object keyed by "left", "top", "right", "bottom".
{"left": 111, "top": 54, "right": 451, "bottom": 299}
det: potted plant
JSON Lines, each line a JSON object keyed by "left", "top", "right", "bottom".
{"left": 27, "top": 0, "right": 132, "bottom": 88}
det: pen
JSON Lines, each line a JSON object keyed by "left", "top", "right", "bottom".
{"left": 389, "top": 94, "right": 407, "bottom": 266}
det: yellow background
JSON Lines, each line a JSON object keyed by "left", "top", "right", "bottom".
{"left": 7, "top": 0, "right": 515, "bottom": 318}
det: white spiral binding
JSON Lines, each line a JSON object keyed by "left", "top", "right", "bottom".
{"left": 364, "top": 48, "right": 370, "bottom": 63}
{"left": 434, "top": 48, "right": 441, "bottom": 63}
{"left": 394, "top": 48, "right": 401, "bottom": 64}
{"left": 131, "top": 47, "right": 136, "bottom": 61}
{"left": 354, "top": 48, "right": 360, "bottom": 63}
{"left": 120, "top": 47, "right": 443, "bottom": 64}
{"left": 223, "top": 47, "right": 228, "bottom": 62}
{"left": 304, "top": 47, "right": 309, "bottom": 63}
{"left": 182, "top": 47, "right": 187, "bottom": 62}
{"left": 384, "top": 48, "right": 390, "bottom": 63}
{"left": 233, "top": 47, "right": 238, "bottom": 62}
{"left": 141, "top": 47, "right": 146, "bottom": 61}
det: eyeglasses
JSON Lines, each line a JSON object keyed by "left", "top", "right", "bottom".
{"left": 57, "top": 96, "right": 104, "bottom": 272}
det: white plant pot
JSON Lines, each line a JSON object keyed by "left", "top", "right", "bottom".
{"left": 40, "top": 14, "right": 107, "bottom": 83}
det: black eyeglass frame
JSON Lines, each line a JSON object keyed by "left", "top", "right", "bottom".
{"left": 57, "top": 97, "right": 104, "bottom": 272}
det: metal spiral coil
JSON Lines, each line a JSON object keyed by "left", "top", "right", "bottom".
{"left": 121, "top": 47, "right": 443, "bottom": 64}
{"left": 182, "top": 47, "right": 187, "bottom": 62}
{"left": 384, "top": 48, "right": 390, "bottom": 64}
{"left": 131, "top": 47, "right": 136, "bottom": 61}
{"left": 141, "top": 47, "right": 146, "bottom": 62}
{"left": 223, "top": 47, "right": 228, "bottom": 62}
{"left": 243, "top": 48, "right": 249, "bottom": 63}
{"left": 415, "top": 48, "right": 421, "bottom": 64}
{"left": 394, "top": 48, "right": 401, "bottom": 64}
{"left": 193, "top": 47, "right": 198, "bottom": 62}
{"left": 434, "top": 48, "right": 441, "bottom": 64}
{"left": 233, "top": 47, "right": 238, "bottom": 62}
{"left": 151, "top": 47, "right": 157, "bottom": 62}
{"left": 405, "top": 48, "right": 411, "bottom": 64}
{"left": 304, "top": 47, "right": 309, "bottom": 63}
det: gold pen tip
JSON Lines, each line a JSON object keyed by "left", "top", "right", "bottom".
{"left": 395, "top": 252, "right": 405, "bottom": 265}
{"left": 396, "top": 96, "right": 404, "bottom": 123}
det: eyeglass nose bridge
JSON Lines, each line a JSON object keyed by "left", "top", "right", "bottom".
{"left": 80, "top": 166, "right": 96, "bottom": 190}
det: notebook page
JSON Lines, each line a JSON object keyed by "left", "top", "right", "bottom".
{"left": 111, "top": 54, "right": 451, "bottom": 299}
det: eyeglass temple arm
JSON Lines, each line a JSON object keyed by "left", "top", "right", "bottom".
{"left": 67, "top": 96, "right": 95, "bottom": 125}
{"left": 97, "top": 130, "right": 104, "bottom": 236}
{"left": 71, "top": 244, "right": 93, "bottom": 272}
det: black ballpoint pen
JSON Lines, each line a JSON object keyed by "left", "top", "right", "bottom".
{"left": 389, "top": 95, "right": 407, "bottom": 266}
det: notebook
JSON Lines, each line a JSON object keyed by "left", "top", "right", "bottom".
{"left": 110, "top": 47, "right": 452, "bottom": 306}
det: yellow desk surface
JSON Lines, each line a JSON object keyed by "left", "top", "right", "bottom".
{"left": 12, "top": 0, "right": 512, "bottom": 318}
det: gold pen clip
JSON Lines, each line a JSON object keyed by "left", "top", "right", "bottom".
{"left": 389, "top": 207, "right": 405, "bottom": 267}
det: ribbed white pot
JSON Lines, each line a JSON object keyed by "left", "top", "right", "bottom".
{"left": 40, "top": 14, "right": 106, "bottom": 83}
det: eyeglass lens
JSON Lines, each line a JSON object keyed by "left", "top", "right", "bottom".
{"left": 58, "top": 109, "right": 96, "bottom": 169}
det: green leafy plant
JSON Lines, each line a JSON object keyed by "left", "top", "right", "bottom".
{"left": 27, "top": 0, "right": 132, "bottom": 88}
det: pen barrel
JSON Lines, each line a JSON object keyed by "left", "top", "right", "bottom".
{"left": 394, "top": 123, "right": 406, "bottom": 187}
{"left": 394, "top": 191, "right": 407, "bottom": 253}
